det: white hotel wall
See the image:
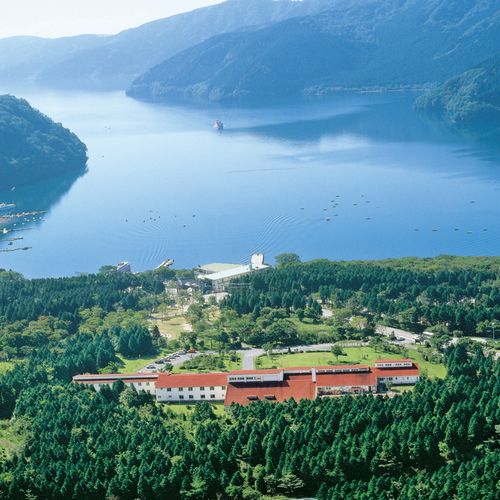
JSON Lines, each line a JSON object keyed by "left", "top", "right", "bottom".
{"left": 156, "top": 385, "right": 227, "bottom": 402}
{"left": 90, "top": 381, "right": 156, "bottom": 395}
{"left": 377, "top": 375, "right": 420, "bottom": 385}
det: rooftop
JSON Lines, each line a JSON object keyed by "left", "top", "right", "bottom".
{"left": 201, "top": 263, "right": 269, "bottom": 282}
{"left": 156, "top": 372, "right": 228, "bottom": 388}
{"left": 316, "top": 371, "right": 377, "bottom": 387}
{"left": 225, "top": 375, "right": 316, "bottom": 406}
{"left": 229, "top": 368, "right": 283, "bottom": 375}
{"left": 198, "top": 263, "right": 243, "bottom": 274}
{"left": 373, "top": 366, "right": 419, "bottom": 377}
{"left": 73, "top": 373, "right": 158, "bottom": 381}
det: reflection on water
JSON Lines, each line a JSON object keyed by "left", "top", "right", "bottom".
{"left": 0, "top": 89, "right": 498, "bottom": 278}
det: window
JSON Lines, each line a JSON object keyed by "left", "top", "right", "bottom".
{"left": 188, "top": 387, "right": 193, "bottom": 391}
{"left": 222, "top": 386, "right": 226, "bottom": 390}
{"left": 200, "top": 387, "right": 205, "bottom": 391}
{"left": 201, "top": 395, "right": 206, "bottom": 399}
{"left": 189, "top": 395, "right": 194, "bottom": 399}
{"left": 179, "top": 395, "right": 184, "bottom": 400}
{"left": 166, "top": 388, "right": 171, "bottom": 392}
{"left": 138, "top": 383, "right": 142, "bottom": 386}
{"left": 210, "top": 386, "right": 215, "bottom": 390}
{"left": 179, "top": 387, "right": 183, "bottom": 391}
{"left": 210, "top": 395, "right": 215, "bottom": 399}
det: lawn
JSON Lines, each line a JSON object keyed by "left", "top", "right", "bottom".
{"left": 149, "top": 315, "right": 191, "bottom": 339}
{"left": 163, "top": 403, "right": 226, "bottom": 417}
{"left": 290, "top": 317, "right": 331, "bottom": 337}
{"left": 256, "top": 346, "right": 446, "bottom": 379}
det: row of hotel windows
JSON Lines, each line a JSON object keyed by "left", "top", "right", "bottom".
{"left": 163, "top": 386, "right": 225, "bottom": 392}
{"left": 380, "top": 376, "right": 415, "bottom": 381}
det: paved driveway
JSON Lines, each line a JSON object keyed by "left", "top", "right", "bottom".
{"left": 376, "top": 325, "right": 417, "bottom": 344}
{"left": 139, "top": 351, "right": 213, "bottom": 373}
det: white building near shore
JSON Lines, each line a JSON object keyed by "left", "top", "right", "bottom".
{"left": 199, "top": 253, "right": 270, "bottom": 292}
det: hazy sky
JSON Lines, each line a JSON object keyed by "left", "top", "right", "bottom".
{"left": 0, "top": 0, "right": 225, "bottom": 39}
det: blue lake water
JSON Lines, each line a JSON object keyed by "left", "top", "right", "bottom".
{"left": 0, "top": 89, "right": 499, "bottom": 278}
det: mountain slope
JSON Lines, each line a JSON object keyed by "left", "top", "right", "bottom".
{"left": 1, "top": 0, "right": 333, "bottom": 90}
{"left": 128, "top": 0, "right": 500, "bottom": 102}
{"left": 0, "top": 95, "right": 87, "bottom": 189}
{"left": 415, "top": 53, "right": 500, "bottom": 127}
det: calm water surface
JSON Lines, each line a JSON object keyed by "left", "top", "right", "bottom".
{"left": 0, "top": 89, "right": 499, "bottom": 278}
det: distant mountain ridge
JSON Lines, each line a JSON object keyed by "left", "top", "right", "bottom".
{"left": 0, "top": 0, "right": 333, "bottom": 90}
{"left": 0, "top": 95, "right": 87, "bottom": 189}
{"left": 416, "top": 53, "right": 500, "bottom": 130}
{"left": 127, "top": 0, "right": 500, "bottom": 102}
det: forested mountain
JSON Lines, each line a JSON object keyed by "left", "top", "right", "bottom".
{"left": 128, "top": 0, "right": 500, "bottom": 102}
{"left": 416, "top": 53, "right": 500, "bottom": 131}
{"left": 0, "top": 0, "right": 332, "bottom": 90}
{"left": 0, "top": 95, "right": 87, "bottom": 188}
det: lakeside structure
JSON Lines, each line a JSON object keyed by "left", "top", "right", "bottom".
{"left": 74, "top": 359, "right": 420, "bottom": 406}
{"left": 198, "top": 253, "right": 270, "bottom": 292}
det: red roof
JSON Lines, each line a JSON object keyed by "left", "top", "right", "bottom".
{"left": 156, "top": 372, "right": 228, "bottom": 388}
{"left": 225, "top": 373, "right": 316, "bottom": 406}
{"left": 229, "top": 369, "right": 282, "bottom": 375}
{"left": 316, "top": 371, "right": 377, "bottom": 387}
{"left": 373, "top": 366, "right": 420, "bottom": 377}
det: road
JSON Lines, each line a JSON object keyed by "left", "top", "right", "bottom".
{"left": 376, "top": 325, "right": 418, "bottom": 344}
{"left": 240, "top": 348, "right": 264, "bottom": 370}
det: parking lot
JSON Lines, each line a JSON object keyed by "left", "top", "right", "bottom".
{"left": 139, "top": 350, "right": 206, "bottom": 373}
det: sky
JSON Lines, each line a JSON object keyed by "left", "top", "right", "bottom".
{"left": 0, "top": 0, "right": 225, "bottom": 39}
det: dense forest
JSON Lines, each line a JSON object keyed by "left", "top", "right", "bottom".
{"left": 0, "top": 258, "right": 498, "bottom": 498}
{"left": 1, "top": 256, "right": 499, "bottom": 362}
{"left": 416, "top": 52, "right": 500, "bottom": 131}
{"left": 223, "top": 257, "right": 500, "bottom": 337}
{"left": 0, "top": 95, "right": 87, "bottom": 188}
{"left": 0, "top": 267, "right": 171, "bottom": 360}
{"left": 0, "top": 340, "right": 498, "bottom": 499}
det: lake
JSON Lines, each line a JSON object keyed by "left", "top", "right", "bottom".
{"left": 0, "top": 89, "right": 499, "bottom": 278}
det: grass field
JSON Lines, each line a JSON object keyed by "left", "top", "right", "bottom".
{"left": 149, "top": 315, "right": 191, "bottom": 339}
{"left": 290, "top": 317, "right": 331, "bottom": 337}
{"left": 256, "top": 346, "right": 446, "bottom": 379}
{"left": 163, "top": 403, "right": 226, "bottom": 417}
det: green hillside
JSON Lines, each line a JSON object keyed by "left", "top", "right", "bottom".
{"left": 0, "top": 95, "right": 87, "bottom": 188}
{"left": 416, "top": 53, "right": 500, "bottom": 129}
